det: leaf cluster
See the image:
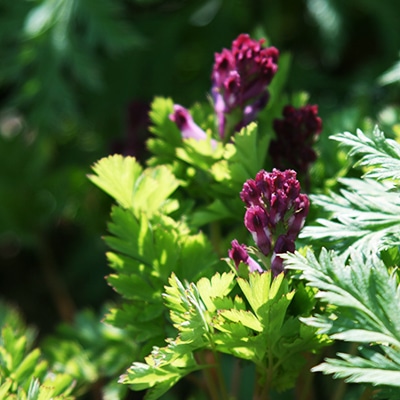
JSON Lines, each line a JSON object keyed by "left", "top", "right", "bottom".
{"left": 283, "top": 249, "right": 400, "bottom": 397}
{"left": 89, "top": 155, "right": 221, "bottom": 356}
{"left": 121, "top": 270, "right": 325, "bottom": 399}
{"left": 0, "top": 302, "right": 75, "bottom": 399}
{"left": 1, "top": 0, "right": 144, "bottom": 131}
{"left": 41, "top": 308, "right": 137, "bottom": 399}
{"left": 301, "top": 127, "right": 400, "bottom": 256}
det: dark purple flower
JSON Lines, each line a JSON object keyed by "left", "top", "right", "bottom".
{"left": 269, "top": 104, "right": 322, "bottom": 175}
{"left": 211, "top": 34, "right": 279, "bottom": 139}
{"left": 240, "top": 169, "right": 310, "bottom": 274}
{"left": 228, "top": 240, "right": 263, "bottom": 273}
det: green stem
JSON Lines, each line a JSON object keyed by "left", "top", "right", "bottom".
{"left": 296, "top": 353, "right": 318, "bottom": 400}
{"left": 198, "top": 350, "right": 220, "bottom": 400}
{"left": 209, "top": 341, "right": 230, "bottom": 400}
{"left": 359, "top": 386, "right": 374, "bottom": 400}
{"left": 210, "top": 221, "right": 222, "bottom": 256}
{"left": 230, "top": 358, "right": 242, "bottom": 399}
{"left": 253, "top": 372, "right": 271, "bottom": 400}
{"left": 253, "top": 350, "right": 273, "bottom": 400}
{"left": 331, "top": 342, "right": 358, "bottom": 400}
{"left": 198, "top": 348, "right": 230, "bottom": 400}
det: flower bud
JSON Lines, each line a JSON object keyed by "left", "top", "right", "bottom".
{"left": 228, "top": 240, "right": 263, "bottom": 273}
{"left": 170, "top": 105, "right": 207, "bottom": 141}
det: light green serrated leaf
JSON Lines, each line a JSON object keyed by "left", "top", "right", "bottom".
{"left": 89, "top": 155, "right": 142, "bottom": 210}
{"left": 218, "top": 309, "right": 263, "bottom": 332}
{"left": 163, "top": 274, "right": 210, "bottom": 344}
{"left": 237, "top": 272, "right": 272, "bottom": 318}
{"left": 132, "top": 166, "right": 180, "bottom": 215}
{"left": 211, "top": 122, "right": 268, "bottom": 191}
{"left": 107, "top": 274, "right": 161, "bottom": 302}
{"left": 190, "top": 198, "right": 242, "bottom": 227}
{"left": 176, "top": 137, "right": 222, "bottom": 169}
{"left": 121, "top": 345, "right": 200, "bottom": 399}
{"left": 197, "top": 272, "right": 236, "bottom": 312}
{"left": 120, "top": 362, "right": 179, "bottom": 390}
{"left": 302, "top": 127, "right": 400, "bottom": 254}
{"left": 146, "top": 97, "right": 181, "bottom": 166}
{"left": 89, "top": 155, "right": 180, "bottom": 215}
{"left": 105, "top": 208, "right": 154, "bottom": 266}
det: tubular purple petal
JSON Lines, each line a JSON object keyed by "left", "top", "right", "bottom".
{"left": 240, "top": 179, "right": 262, "bottom": 207}
{"left": 228, "top": 239, "right": 249, "bottom": 268}
{"left": 169, "top": 105, "right": 208, "bottom": 141}
{"left": 244, "top": 206, "right": 271, "bottom": 255}
{"left": 287, "top": 194, "right": 310, "bottom": 239}
{"left": 228, "top": 240, "right": 263, "bottom": 273}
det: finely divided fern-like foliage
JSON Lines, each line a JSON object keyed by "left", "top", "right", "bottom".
{"left": 283, "top": 249, "right": 400, "bottom": 394}
{"left": 331, "top": 127, "right": 400, "bottom": 181}
{"left": 301, "top": 127, "right": 400, "bottom": 255}
{"left": 282, "top": 127, "right": 400, "bottom": 398}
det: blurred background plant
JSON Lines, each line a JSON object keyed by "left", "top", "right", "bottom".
{"left": 1, "top": 0, "right": 400, "bottom": 399}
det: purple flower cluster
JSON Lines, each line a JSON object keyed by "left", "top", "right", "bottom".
{"left": 211, "top": 34, "right": 279, "bottom": 139}
{"left": 169, "top": 34, "right": 279, "bottom": 144}
{"left": 229, "top": 169, "right": 309, "bottom": 276}
{"left": 269, "top": 105, "right": 322, "bottom": 175}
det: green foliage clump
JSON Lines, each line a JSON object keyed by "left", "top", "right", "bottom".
{"left": 121, "top": 270, "right": 325, "bottom": 399}
{"left": 2, "top": 2, "right": 400, "bottom": 399}
{"left": 283, "top": 127, "right": 400, "bottom": 399}
{"left": 0, "top": 303, "right": 75, "bottom": 399}
{"left": 89, "top": 155, "right": 222, "bottom": 357}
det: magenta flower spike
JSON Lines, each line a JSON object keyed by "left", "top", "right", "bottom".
{"left": 240, "top": 169, "right": 310, "bottom": 276}
{"left": 211, "top": 34, "right": 279, "bottom": 139}
{"left": 228, "top": 240, "right": 263, "bottom": 273}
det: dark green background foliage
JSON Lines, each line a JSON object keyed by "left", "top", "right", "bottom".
{"left": 1, "top": 0, "right": 400, "bottom": 399}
